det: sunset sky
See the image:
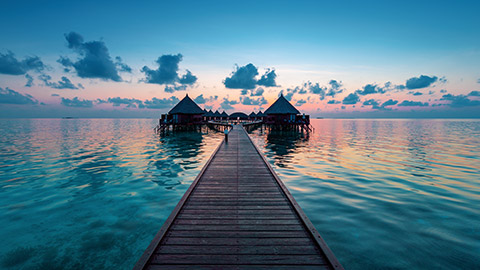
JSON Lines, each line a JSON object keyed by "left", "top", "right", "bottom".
{"left": 1, "top": 0, "right": 479, "bottom": 118}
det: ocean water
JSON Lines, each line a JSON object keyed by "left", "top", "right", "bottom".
{"left": 248, "top": 119, "right": 480, "bottom": 269}
{"left": 0, "top": 119, "right": 479, "bottom": 269}
{"left": 0, "top": 119, "right": 223, "bottom": 269}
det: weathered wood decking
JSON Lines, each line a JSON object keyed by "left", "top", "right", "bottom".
{"left": 135, "top": 125, "right": 343, "bottom": 269}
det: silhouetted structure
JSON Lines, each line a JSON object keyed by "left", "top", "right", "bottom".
{"left": 157, "top": 94, "right": 205, "bottom": 132}
{"left": 264, "top": 94, "right": 311, "bottom": 131}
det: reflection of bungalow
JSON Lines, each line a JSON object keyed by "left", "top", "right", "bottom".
{"left": 264, "top": 94, "right": 310, "bottom": 127}
{"left": 165, "top": 94, "right": 204, "bottom": 125}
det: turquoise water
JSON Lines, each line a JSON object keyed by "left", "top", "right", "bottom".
{"left": 1, "top": 119, "right": 479, "bottom": 269}
{"left": 0, "top": 119, "right": 222, "bottom": 269}
{"left": 248, "top": 119, "right": 480, "bottom": 269}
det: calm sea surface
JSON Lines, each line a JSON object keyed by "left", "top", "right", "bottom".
{"left": 0, "top": 119, "right": 479, "bottom": 269}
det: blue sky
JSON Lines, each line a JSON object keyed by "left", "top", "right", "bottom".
{"left": 1, "top": 0, "right": 479, "bottom": 118}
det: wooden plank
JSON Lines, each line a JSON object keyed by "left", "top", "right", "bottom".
{"left": 156, "top": 245, "right": 319, "bottom": 255}
{"left": 137, "top": 125, "right": 342, "bottom": 270}
{"left": 150, "top": 254, "right": 327, "bottom": 265}
{"left": 161, "top": 237, "right": 314, "bottom": 246}
{"left": 169, "top": 224, "right": 305, "bottom": 231}
{"left": 166, "top": 230, "right": 308, "bottom": 238}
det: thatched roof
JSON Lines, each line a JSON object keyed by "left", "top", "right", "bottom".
{"left": 256, "top": 110, "right": 266, "bottom": 117}
{"left": 249, "top": 112, "right": 257, "bottom": 117}
{"left": 221, "top": 111, "right": 228, "bottom": 117}
{"left": 264, "top": 94, "right": 300, "bottom": 115}
{"left": 213, "top": 110, "right": 222, "bottom": 117}
{"left": 168, "top": 94, "right": 205, "bottom": 114}
{"left": 229, "top": 112, "right": 249, "bottom": 119}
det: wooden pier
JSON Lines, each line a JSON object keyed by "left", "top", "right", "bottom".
{"left": 135, "top": 125, "right": 343, "bottom": 269}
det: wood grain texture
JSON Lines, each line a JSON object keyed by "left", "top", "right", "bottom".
{"left": 134, "top": 125, "right": 343, "bottom": 270}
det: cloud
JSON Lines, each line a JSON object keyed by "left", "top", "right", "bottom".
{"left": 25, "top": 74, "right": 34, "bottom": 87}
{"left": 194, "top": 94, "right": 219, "bottom": 105}
{"left": 468, "top": 91, "right": 480, "bottom": 96}
{"left": 39, "top": 75, "right": 83, "bottom": 89}
{"left": 51, "top": 94, "right": 60, "bottom": 97}
{"left": 440, "top": 89, "right": 447, "bottom": 93}
{"left": 405, "top": 75, "right": 438, "bottom": 89}
{"left": 107, "top": 97, "right": 143, "bottom": 108}
{"left": 59, "top": 32, "right": 130, "bottom": 81}
{"left": 220, "top": 97, "right": 238, "bottom": 110}
{"left": 224, "top": 63, "right": 258, "bottom": 89}
{"left": 477, "top": 78, "right": 480, "bottom": 84}
{"left": 398, "top": 100, "right": 429, "bottom": 107}
{"left": 342, "top": 93, "right": 360, "bottom": 105}
{"left": 251, "top": 87, "right": 264, "bottom": 96}
{"left": 356, "top": 84, "right": 387, "bottom": 95}
{"left": 307, "top": 82, "right": 327, "bottom": 100}
{"left": 61, "top": 97, "right": 93, "bottom": 108}
{"left": 257, "top": 69, "right": 277, "bottom": 87}
{"left": 295, "top": 99, "right": 307, "bottom": 106}
{"left": 363, "top": 99, "right": 380, "bottom": 107}
{"left": 326, "top": 80, "right": 344, "bottom": 97}
{"left": 240, "top": 96, "right": 267, "bottom": 106}
{"left": 141, "top": 54, "right": 197, "bottom": 92}
{"left": 224, "top": 63, "right": 277, "bottom": 90}
{"left": 0, "top": 87, "right": 38, "bottom": 104}
{"left": 441, "top": 94, "right": 480, "bottom": 107}
{"left": 0, "top": 51, "right": 45, "bottom": 75}
{"left": 381, "top": 99, "right": 398, "bottom": 107}
{"left": 143, "top": 96, "right": 180, "bottom": 109}
{"left": 327, "top": 99, "right": 340, "bottom": 104}
{"left": 410, "top": 91, "right": 423, "bottom": 96}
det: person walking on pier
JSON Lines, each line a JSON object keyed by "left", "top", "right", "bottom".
{"left": 224, "top": 128, "right": 229, "bottom": 143}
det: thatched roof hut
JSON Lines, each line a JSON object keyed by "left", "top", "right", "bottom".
{"left": 229, "top": 112, "right": 249, "bottom": 119}
{"left": 168, "top": 94, "right": 205, "bottom": 115}
{"left": 264, "top": 94, "right": 300, "bottom": 115}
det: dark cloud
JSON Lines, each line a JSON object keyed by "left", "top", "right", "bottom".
{"left": 295, "top": 99, "right": 307, "bottom": 106}
{"left": 327, "top": 99, "right": 340, "bottom": 104}
{"left": 356, "top": 84, "right": 386, "bottom": 95}
{"left": 25, "top": 74, "right": 34, "bottom": 87}
{"left": 468, "top": 91, "right": 480, "bottom": 96}
{"left": 61, "top": 97, "right": 93, "bottom": 108}
{"left": 107, "top": 97, "right": 143, "bottom": 108}
{"left": 251, "top": 87, "right": 264, "bottom": 96}
{"left": 59, "top": 32, "right": 130, "bottom": 81}
{"left": 194, "top": 94, "right": 219, "bottom": 105}
{"left": 398, "top": 100, "right": 429, "bottom": 107}
{"left": 308, "top": 82, "right": 327, "bottom": 100}
{"left": 220, "top": 97, "right": 238, "bottom": 110}
{"left": 51, "top": 94, "right": 60, "bottom": 97}
{"left": 114, "top": 57, "right": 132, "bottom": 73}
{"left": 363, "top": 99, "right": 380, "bottom": 107}
{"left": 143, "top": 96, "right": 180, "bottom": 109}
{"left": 326, "top": 80, "right": 344, "bottom": 97}
{"left": 405, "top": 75, "right": 438, "bottom": 89}
{"left": 224, "top": 63, "right": 258, "bottom": 89}
{"left": 224, "top": 64, "right": 277, "bottom": 90}
{"left": 141, "top": 54, "right": 197, "bottom": 92}
{"left": 257, "top": 69, "right": 277, "bottom": 87}
{"left": 0, "top": 51, "right": 45, "bottom": 75}
{"left": 362, "top": 98, "right": 397, "bottom": 110}
{"left": 240, "top": 96, "right": 267, "bottom": 106}
{"left": 441, "top": 94, "right": 480, "bottom": 107}
{"left": 39, "top": 75, "right": 83, "bottom": 90}
{"left": 440, "top": 89, "right": 447, "bottom": 93}
{"left": 381, "top": 99, "right": 398, "bottom": 107}
{"left": 342, "top": 93, "right": 360, "bottom": 105}
{"left": 0, "top": 87, "right": 38, "bottom": 104}
{"left": 412, "top": 91, "right": 423, "bottom": 96}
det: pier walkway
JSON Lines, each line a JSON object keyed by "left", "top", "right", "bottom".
{"left": 134, "top": 125, "right": 343, "bottom": 269}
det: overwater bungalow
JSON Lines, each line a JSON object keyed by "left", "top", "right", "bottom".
{"left": 213, "top": 110, "right": 222, "bottom": 121}
{"left": 220, "top": 111, "right": 229, "bottom": 121}
{"left": 249, "top": 112, "right": 257, "bottom": 120}
{"left": 157, "top": 94, "right": 205, "bottom": 132}
{"left": 264, "top": 94, "right": 311, "bottom": 130}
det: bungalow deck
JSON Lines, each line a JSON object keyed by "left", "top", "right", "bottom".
{"left": 134, "top": 125, "right": 342, "bottom": 269}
